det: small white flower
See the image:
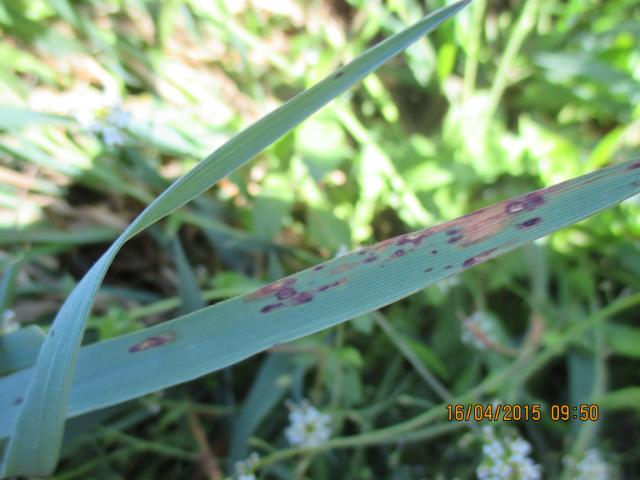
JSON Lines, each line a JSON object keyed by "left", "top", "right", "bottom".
{"left": 234, "top": 452, "right": 260, "bottom": 480}
{"left": 101, "top": 125, "right": 126, "bottom": 147}
{"left": 107, "top": 105, "right": 131, "bottom": 128}
{"left": 284, "top": 399, "right": 331, "bottom": 447}
{"left": 76, "top": 101, "right": 130, "bottom": 148}
{"left": 75, "top": 109, "right": 97, "bottom": 130}
{"left": 563, "top": 449, "right": 610, "bottom": 480}
{"left": 476, "top": 426, "right": 541, "bottom": 480}
{"left": 510, "top": 437, "right": 532, "bottom": 462}
{"left": 483, "top": 440, "right": 505, "bottom": 459}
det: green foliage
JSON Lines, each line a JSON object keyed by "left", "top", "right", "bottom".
{"left": 1, "top": 0, "right": 639, "bottom": 478}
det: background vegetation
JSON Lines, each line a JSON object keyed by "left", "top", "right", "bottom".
{"left": 1, "top": 0, "right": 639, "bottom": 478}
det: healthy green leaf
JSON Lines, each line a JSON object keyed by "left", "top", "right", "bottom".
{"left": 605, "top": 323, "right": 640, "bottom": 359}
{"left": 597, "top": 386, "right": 640, "bottom": 411}
{"left": 0, "top": 106, "right": 73, "bottom": 130}
{"left": 0, "top": 326, "right": 45, "bottom": 375}
{"left": 0, "top": 158, "right": 638, "bottom": 445}
{"left": 0, "top": 2, "right": 471, "bottom": 475}
{"left": 229, "top": 353, "right": 301, "bottom": 463}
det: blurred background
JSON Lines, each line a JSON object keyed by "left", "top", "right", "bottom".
{"left": 1, "top": 0, "right": 639, "bottom": 478}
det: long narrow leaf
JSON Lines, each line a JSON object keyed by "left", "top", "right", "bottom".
{"left": 0, "top": 158, "right": 638, "bottom": 443}
{"left": 0, "top": 327, "right": 45, "bottom": 375}
{"left": 0, "top": 2, "right": 470, "bottom": 475}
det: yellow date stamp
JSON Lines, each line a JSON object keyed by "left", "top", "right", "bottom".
{"left": 446, "top": 403, "right": 600, "bottom": 422}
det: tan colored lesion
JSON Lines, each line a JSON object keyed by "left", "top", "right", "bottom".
{"left": 245, "top": 277, "right": 297, "bottom": 302}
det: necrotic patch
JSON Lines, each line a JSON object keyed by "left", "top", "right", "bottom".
{"left": 291, "top": 292, "right": 314, "bottom": 305}
{"left": 330, "top": 262, "right": 356, "bottom": 274}
{"left": 626, "top": 160, "right": 640, "bottom": 170}
{"left": 505, "top": 201, "right": 524, "bottom": 214}
{"left": 517, "top": 217, "right": 542, "bottom": 229}
{"left": 261, "top": 302, "right": 284, "bottom": 313}
{"left": 318, "top": 278, "right": 347, "bottom": 291}
{"left": 523, "top": 192, "right": 544, "bottom": 211}
{"left": 276, "top": 287, "right": 296, "bottom": 299}
{"left": 129, "top": 332, "right": 176, "bottom": 353}
{"left": 245, "top": 277, "right": 297, "bottom": 301}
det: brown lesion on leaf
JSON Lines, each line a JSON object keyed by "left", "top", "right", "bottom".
{"left": 440, "top": 202, "right": 511, "bottom": 247}
{"left": 626, "top": 160, "right": 640, "bottom": 170}
{"left": 260, "top": 277, "right": 351, "bottom": 314}
{"left": 245, "top": 277, "right": 297, "bottom": 302}
{"left": 317, "top": 277, "right": 349, "bottom": 291}
{"left": 261, "top": 302, "right": 284, "bottom": 313}
{"left": 329, "top": 262, "right": 357, "bottom": 274}
{"left": 462, "top": 248, "right": 499, "bottom": 269}
{"left": 129, "top": 332, "right": 176, "bottom": 353}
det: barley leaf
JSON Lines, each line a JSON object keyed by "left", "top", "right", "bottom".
{"left": 0, "top": 158, "right": 638, "bottom": 446}
{"left": 0, "top": 1, "right": 470, "bottom": 475}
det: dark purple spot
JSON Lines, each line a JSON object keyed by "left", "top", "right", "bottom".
{"left": 523, "top": 192, "right": 545, "bottom": 211}
{"left": 479, "top": 248, "right": 498, "bottom": 258}
{"left": 358, "top": 250, "right": 367, "bottom": 255}
{"left": 505, "top": 200, "right": 524, "bottom": 214}
{"left": 335, "top": 70, "right": 345, "bottom": 79}
{"left": 363, "top": 255, "right": 378, "bottom": 263}
{"left": 424, "top": 267, "right": 433, "bottom": 273}
{"left": 276, "top": 287, "right": 296, "bottom": 300}
{"left": 13, "top": 397, "right": 23, "bottom": 406}
{"left": 292, "top": 292, "right": 314, "bottom": 305}
{"left": 444, "top": 265, "right": 453, "bottom": 270}
{"left": 392, "top": 249, "right": 406, "bottom": 257}
{"left": 627, "top": 160, "right": 640, "bottom": 170}
{"left": 318, "top": 281, "right": 340, "bottom": 291}
{"left": 463, "top": 258, "right": 476, "bottom": 268}
{"left": 129, "top": 333, "right": 176, "bottom": 353}
{"left": 517, "top": 217, "right": 542, "bottom": 229}
{"left": 447, "top": 235, "right": 463, "bottom": 244}
{"left": 446, "top": 228, "right": 461, "bottom": 235}
{"left": 261, "top": 302, "right": 284, "bottom": 313}
{"left": 314, "top": 265, "right": 324, "bottom": 271}
{"left": 50, "top": 329, "right": 55, "bottom": 337}
{"left": 431, "top": 249, "right": 438, "bottom": 255}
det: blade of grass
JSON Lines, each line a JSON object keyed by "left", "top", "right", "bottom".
{"left": 229, "top": 353, "right": 300, "bottom": 464}
{"left": 0, "top": 158, "right": 638, "bottom": 445}
{"left": 0, "top": 326, "right": 46, "bottom": 375}
{"left": 0, "top": 2, "right": 471, "bottom": 475}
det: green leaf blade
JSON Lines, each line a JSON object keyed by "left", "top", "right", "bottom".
{"left": 1, "top": 2, "right": 470, "bottom": 475}
{"left": 0, "top": 158, "right": 637, "bottom": 443}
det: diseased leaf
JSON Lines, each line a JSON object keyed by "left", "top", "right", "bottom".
{"left": 0, "top": 2, "right": 471, "bottom": 475}
{"left": 0, "top": 158, "right": 638, "bottom": 443}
